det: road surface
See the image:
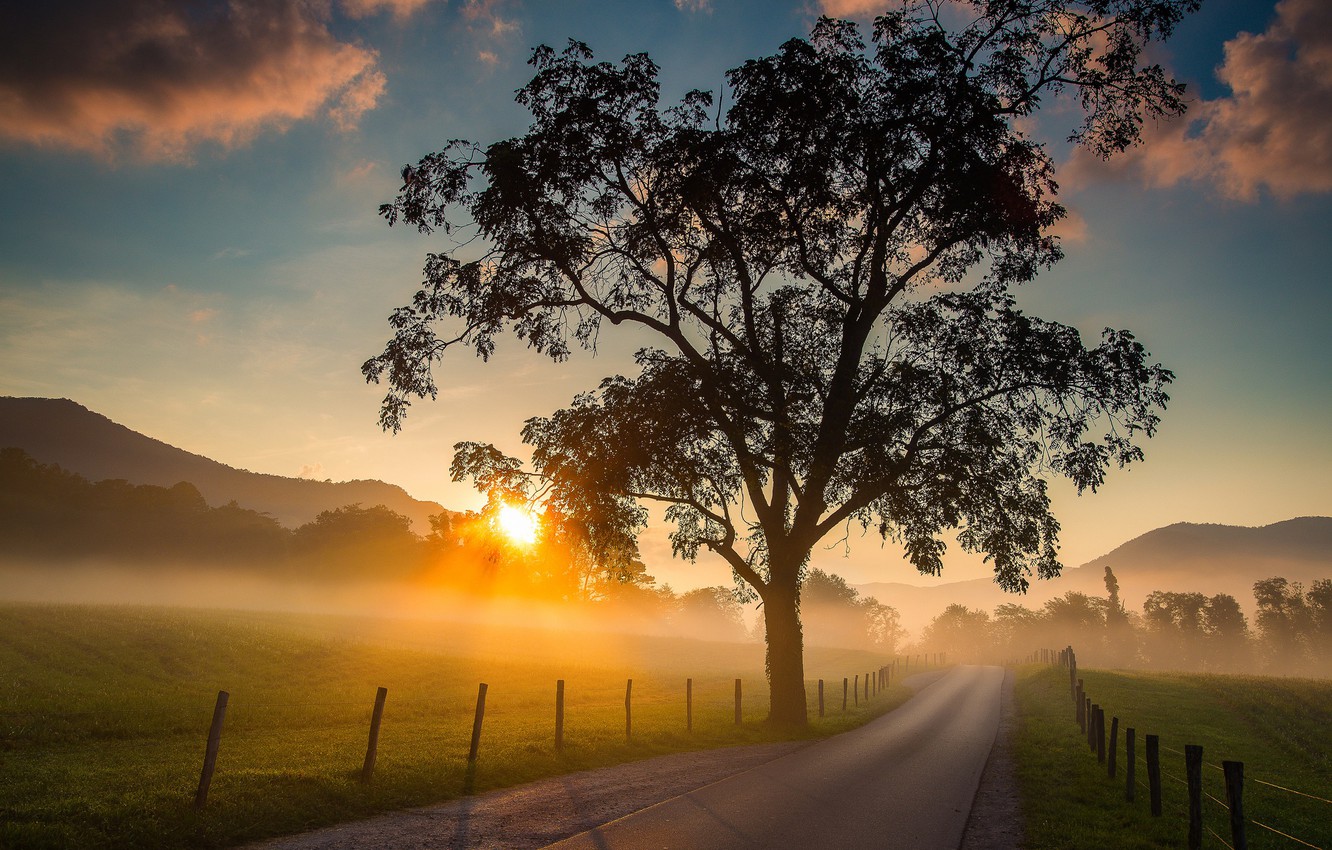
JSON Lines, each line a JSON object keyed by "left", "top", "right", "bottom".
{"left": 545, "top": 664, "right": 1005, "bottom": 850}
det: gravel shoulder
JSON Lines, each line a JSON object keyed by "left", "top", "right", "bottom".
{"left": 960, "top": 666, "right": 1024, "bottom": 850}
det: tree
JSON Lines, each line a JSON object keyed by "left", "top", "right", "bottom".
{"left": 365, "top": 3, "right": 1193, "bottom": 723}
{"left": 800, "top": 568, "right": 904, "bottom": 652}
{"left": 1200, "top": 593, "right": 1249, "bottom": 671}
{"left": 1142, "top": 590, "right": 1207, "bottom": 667}
{"left": 1042, "top": 591, "right": 1109, "bottom": 660}
{"left": 922, "top": 603, "right": 993, "bottom": 661}
{"left": 293, "top": 504, "right": 423, "bottom": 578}
{"left": 677, "top": 586, "right": 750, "bottom": 641}
{"left": 1101, "top": 565, "right": 1135, "bottom": 664}
{"left": 1252, "top": 577, "right": 1313, "bottom": 670}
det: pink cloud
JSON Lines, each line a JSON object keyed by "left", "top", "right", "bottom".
{"left": 0, "top": 1, "right": 388, "bottom": 163}
{"left": 1068, "top": 0, "right": 1332, "bottom": 200}
{"left": 462, "top": 0, "right": 518, "bottom": 37}
{"left": 818, "top": 0, "right": 888, "bottom": 16}
{"left": 341, "top": 0, "right": 433, "bottom": 21}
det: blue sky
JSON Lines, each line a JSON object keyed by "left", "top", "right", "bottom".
{"left": 1, "top": 0, "right": 1329, "bottom": 589}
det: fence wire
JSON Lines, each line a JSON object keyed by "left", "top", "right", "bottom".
{"left": 1056, "top": 654, "right": 1331, "bottom": 850}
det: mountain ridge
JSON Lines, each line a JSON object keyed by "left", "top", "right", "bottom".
{"left": 0, "top": 397, "right": 445, "bottom": 532}
{"left": 856, "top": 517, "right": 1332, "bottom": 633}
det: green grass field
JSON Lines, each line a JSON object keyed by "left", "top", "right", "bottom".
{"left": 1015, "top": 664, "right": 1332, "bottom": 850}
{"left": 0, "top": 603, "right": 903, "bottom": 850}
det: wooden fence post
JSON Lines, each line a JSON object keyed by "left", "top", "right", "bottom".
{"left": 194, "top": 690, "right": 229, "bottom": 809}
{"left": 1076, "top": 680, "right": 1085, "bottom": 728}
{"left": 864, "top": 671, "right": 870, "bottom": 701}
{"left": 1223, "top": 761, "right": 1247, "bottom": 850}
{"left": 360, "top": 686, "right": 388, "bottom": 784}
{"left": 1146, "top": 734, "right": 1162, "bottom": 816}
{"left": 854, "top": 674, "right": 859, "bottom": 706}
{"left": 555, "top": 679, "right": 565, "bottom": 752}
{"left": 1186, "top": 745, "right": 1203, "bottom": 850}
{"left": 468, "top": 683, "right": 488, "bottom": 763}
{"left": 842, "top": 677, "right": 848, "bottom": 712}
{"left": 686, "top": 678, "right": 693, "bottom": 733}
{"left": 1126, "top": 727, "right": 1136, "bottom": 802}
{"left": 1108, "top": 716, "right": 1119, "bottom": 778}
{"left": 818, "top": 679, "right": 825, "bottom": 718}
{"left": 734, "top": 678, "right": 742, "bottom": 725}
{"left": 625, "top": 679, "right": 633, "bottom": 741}
{"left": 1096, "top": 707, "right": 1106, "bottom": 763}
{"left": 1085, "top": 698, "right": 1092, "bottom": 744}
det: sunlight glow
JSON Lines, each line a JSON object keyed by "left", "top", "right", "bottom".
{"left": 496, "top": 504, "right": 539, "bottom": 545}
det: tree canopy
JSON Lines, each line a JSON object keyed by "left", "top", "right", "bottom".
{"left": 365, "top": 1, "right": 1195, "bottom": 723}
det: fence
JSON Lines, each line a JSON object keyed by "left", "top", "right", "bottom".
{"left": 1041, "top": 646, "right": 1330, "bottom": 850}
{"left": 183, "top": 655, "right": 952, "bottom": 806}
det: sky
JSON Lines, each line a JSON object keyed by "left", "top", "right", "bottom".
{"left": 1, "top": 0, "right": 1329, "bottom": 593}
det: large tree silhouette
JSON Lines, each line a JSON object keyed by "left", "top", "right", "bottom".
{"left": 366, "top": 2, "right": 1193, "bottom": 724}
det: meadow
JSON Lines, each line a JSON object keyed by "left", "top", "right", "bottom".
{"left": 1015, "top": 663, "right": 1332, "bottom": 850}
{"left": 0, "top": 602, "right": 902, "bottom": 849}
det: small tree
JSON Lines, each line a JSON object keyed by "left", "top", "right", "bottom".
{"left": 677, "top": 586, "right": 750, "bottom": 642}
{"left": 922, "top": 603, "right": 994, "bottom": 661}
{"left": 366, "top": 3, "right": 1192, "bottom": 723}
{"left": 801, "top": 568, "right": 904, "bottom": 652}
{"left": 1253, "top": 577, "right": 1314, "bottom": 671}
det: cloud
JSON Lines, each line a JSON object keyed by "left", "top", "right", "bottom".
{"left": 0, "top": 0, "right": 388, "bottom": 163}
{"left": 675, "top": 0, "right": 714, "bottom": 12}
{"left": 817, "top": 0, "right": 887, "bottom": 16}
{"left": 1067, "top": 0, "right": 1332, "bottom": 200}
{"left": 298, "top": 462, "right": 327, "bottom": 479}
{"left": 341, "top": 0, "right": 433, "bottom": 21}
{"left": 336, "top": 158, "right": 380, "bottom": 186}
{"left": 461, "top": 0, "right": 518, "bottom": 37}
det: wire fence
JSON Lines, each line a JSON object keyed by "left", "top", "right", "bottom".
{"left": 1, "top": 656, "right": 939, "bottom": 814}
{"left": 1048, "top": 646, "right": 1330, "bottom": 850}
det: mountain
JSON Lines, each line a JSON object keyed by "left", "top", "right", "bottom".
{"left": 857, "top": 518, "right": 1332, "bottom": 634}
{"left": 0, "top": 397, "right": 445, "bottom": 532}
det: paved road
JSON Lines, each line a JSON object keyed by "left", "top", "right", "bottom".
{"left": 544, "top": 664, "right": 1006, "bottom": 850}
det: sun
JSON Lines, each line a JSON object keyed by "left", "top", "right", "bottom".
{"left": 495, "top": 503, "right": 539, "bottom": 545}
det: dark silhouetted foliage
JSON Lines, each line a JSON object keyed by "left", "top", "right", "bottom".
{"left": 367, "top": 4, "right": 1196, "bottom": 722}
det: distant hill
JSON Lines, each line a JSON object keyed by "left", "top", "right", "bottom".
{"left": 857, "top": 518, "right": 1332, "bottom": 634}
{"left": 0, "top": 397, "right": 445, "bottom": 532}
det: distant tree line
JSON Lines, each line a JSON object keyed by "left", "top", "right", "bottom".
{"left": 914, "top": 565, "right": 1332, "bottom": 675}
{"left": 0, "top": 448, "right": 903, "bottom": 649}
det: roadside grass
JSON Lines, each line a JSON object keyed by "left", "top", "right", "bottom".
{"left": 0, "top": 603, "right": 907, "bottom": 849}
{"left": 1015, "top": 664, "right": 1332, "bottom": 850}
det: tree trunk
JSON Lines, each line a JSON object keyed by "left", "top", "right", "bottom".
{"left": 762, "top": 582, "right": 808, "bottom": 726}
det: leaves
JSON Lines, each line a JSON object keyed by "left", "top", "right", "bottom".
{"left": 367, "top": 4, "right": 1193, "bottom": 599}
